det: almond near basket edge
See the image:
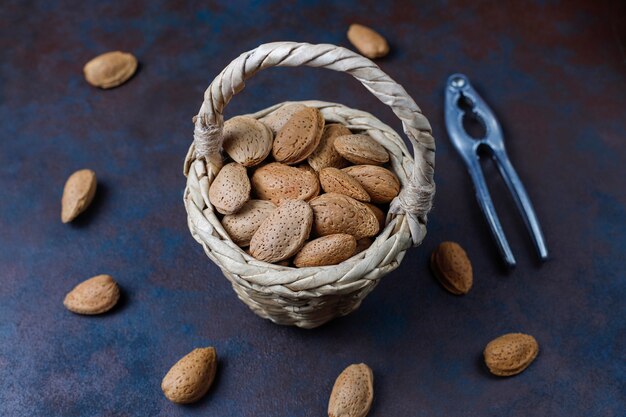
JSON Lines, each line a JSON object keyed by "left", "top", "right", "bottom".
{"left": 183, "top": 42, "right": 435, "bottom": 328}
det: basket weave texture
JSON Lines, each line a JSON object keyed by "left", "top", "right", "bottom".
{"left": 183, "top": 42, "right": 435, "bottom": 328}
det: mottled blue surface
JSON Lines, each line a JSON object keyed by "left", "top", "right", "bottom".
{"left": 1, "top": 1, "right": 625, "bottom": 416}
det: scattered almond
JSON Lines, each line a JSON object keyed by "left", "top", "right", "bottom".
{"left": 208, "top": 162, "right": 251, "bottom": 215}
{"left": 61, "top": 169, "right": 97, "bottom": 223}
{"left": 294, "top": 234, "right": 357, "bottom": 267}
{"left": 484, "top": 333, "right": 539, "bottom": 376}
{"left": 430, "top": 241, "right": 473, "bottom": 295}
{"left": 63, "top": 274, "right": 120, "bottom": 315}
{"left": 250, "top": 199, "right": 313, "bottom": 263}
{"left": 83, "top": 51, "right": 137, "bottom": 89}
{"left": 222, "top": 116, "right": 273, "bottom": 167}
{"left": 310, "top": 193, "right": 379, "bottom": 239}
{"left": 343, "top": 165, "right": 400, "bottom": 204}
{"left": 319, "top": 167, "right": 370, "bottom": 202}
{"left": 347, "top": 24, "right": 389, "bottom": 59}
{"left": 308, "top": 124, "right": 351, "bottom": 171}
{"left": 162, "top": 347, "right": 217, "bottom": 404}
{"left": 251, "top": 162, "right": 319, "bottom": 204}
{"left": 273, "top": 107, "right": 324, "bottom": 164}
{"left": 328, "top": 363, "right": 374, "bottom": 417}
{"left": 334, "top": 134, "right": 389, "bottom": 166}
{"left": 260, "top": 103, "right": 307, "bottom": 134}
{"left": 222, "top": 200, "right": 276, "bottom": 246}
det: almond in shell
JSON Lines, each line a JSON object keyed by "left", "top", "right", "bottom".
{"left": 484, "top": 333, "right": 539, "bottom": 376}
{"left": 343, "top": 165, "right": 400, "bottom": 204}
{"left": 162, "top": 347, "right": 217, "bottom": 403}
{"left": 63, "top": 274, "right": 120, "bottom": 315}
{"left": 328, "top": 363, "right": 374, "bottom": 417}
{"left": 293, "top": 234, "right": 357, "bottom": 267}
{"left": 61, "top": 169, "right": 97, "bottom": 223}
{"left": 272, "top": 107, "right": 324, "bottom": 164}
{"left": 310, "top": 193, "right": 379, "bottom": 239}
{"left": 307, "top": 124, "right": 351, "bottom": 171}
{"left": 334, "top": 134, "right": 389, "bottom": 165}
{"left": 208, "top": 162, "right": 251, "bottom": 215}
{"left": 364, "top": 203, "right": 385, "bottom": 231}
{"left": 430, "top": 241, "right": 473, "bottom": 295}
{"left": 250, "top": 199, "right": 313, "bottom": 263}
{"left": 251, "top": 162, "right": 319, "bottom": 204}
{"left": 319, "top": 167, "right": 370, "bottom": 202}
{"left": 222, "top": 200, "right": 276, "bottom": 247}
{"left": 222, "top": 116, "right": 273, "bottom": 167}
{"left": 347, "top": 23, "right": 389, "bottom": 59}
{"left": 260, "top": 103, "right": 306, "bottom": 134}
{"left": 83, "top": 51, "right": 137, "bottom": 89}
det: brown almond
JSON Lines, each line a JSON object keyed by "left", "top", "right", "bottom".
{"left": 61, "top": 169, "right": 97, "bottom": 223}
{"left": 310, "top": 193, "right": 379, "bottom": 239}
{"left": 251, "top": 162, "right": 319, "bottom": 204}
{"left": 208, "top": 162, "right": 251, "bottom": 215}
{"left": 308, "top": 124, "right": 351, "bottom": 171}
{"left": 319, "top": 168, "right": 370, "bottom": 202}
{"left": 294, "top": 234, "right": 357, "bottom": 267}
{"left": 355, "top": 238, "right": 373, "bottom": 254}
{"left": 484, "top": 333, "right": 539, "bottom": 377}
{"left": 162, "top": 347, "right": 217, "bottom": 403}
{"left": 83, "top": 51, "right": 137, "bottom": 89}
{"left": 343, "top": 165, "right": 400, "bottom": 204}
{"left": 430, "top": 241, "right": 473, "bottom": 295}
{"left": 260, "top": 103, "right": 307, "bottom": 135}
{"left": 334, "top": 134, "right": 389, "bottom": 166}
{"left": 222, "top": 200, "right": 276, "bottom": 246}
{"left": 250, "top": 199, "right": 313, "bottom": 263}
{"left": 347, "top": 24, "right": 389, "bottom": 59}
{"left": 328, "top": 363, "right": 374, "bottom": 417}
{"left": 222, "top": 116, "right": 273, "bottom": 167}
{"left": 364, "top": 203, "right": 385, "bottom": 231}
{"left": 63, "top": 274, "right": 120, "bottom": 315}
{"left": 272, "top": 107, "right": 324, "bottom": 164}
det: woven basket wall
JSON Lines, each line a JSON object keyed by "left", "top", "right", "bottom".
{"left": 183, "top": 42, "right": 435, "bottom": 328}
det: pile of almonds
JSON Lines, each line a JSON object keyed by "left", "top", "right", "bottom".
{"left": 209, "top": 104, "right": 401, "bottom": 268}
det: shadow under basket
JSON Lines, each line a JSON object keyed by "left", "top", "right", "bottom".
{"left": 183, "top": 42, "right": 436, "bottom": 328}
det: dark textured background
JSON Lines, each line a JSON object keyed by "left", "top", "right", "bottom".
{"left": 1, "top": 1, "right": 625, "bottom": 416}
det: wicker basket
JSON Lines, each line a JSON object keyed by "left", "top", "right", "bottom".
{"left": 183, "top": 42, "right": 435, "bottom": 328}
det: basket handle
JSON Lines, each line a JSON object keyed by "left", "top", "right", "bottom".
{"left": 193, "top": 42, "right": 435, "bottom": 239}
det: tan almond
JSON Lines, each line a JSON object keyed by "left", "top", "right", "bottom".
{"left": 328, "top": 363, "right": 374, "bottom": 417}
{"left": 63, "top": 274, "right": 120, "bottom": 315}
{"left": 222, "top": 200, "right": 276, "bottom": 247}
{"left": 272, "top": 107, "right": 324, "bottom": 164}
{"left": 430, "top": 241, "right": 473, "bottom": 295}
{"left": 260, "top": 103, "right": 307, "bottom": 135}
{"left": 83, "top": 51, "right": 137, "bottom": 89}
{"left": 222, "top": 116, "right": 273, "bottom": 167}
{"left": 319, "top": 168, "right": 370, "bottom": 202}
{"left": 294, "top": 234, "right": 357, "bottom": 267}
{"left": 334, "top": 134, "right": 389, "bottom": 165}
{"left": 355, "top": 238, "right": 373, "bottom": 254}
{"left": 343, "top": 165, "right": 400, "bottom": 204}
{"left": 484, "top": 333, "right": 539, "bottom": 377}
{"left": 364, "top": 203, "right": 385, "bottom": 231}
{"left": 61, "top": 169, "right": 97, "bottom": 223}
{"left": 250, "top": 199, "right": 313, "bottom": 263}
{"left": 308, "top": 124, "right": 351, "bottom": 171}
{"left": 310, "top": 193, "right": 379, "bottom": 239}
{"left": 208, "top": 162, "right": 251, "bottom": 215}
{"left": 162, "top": 347, "right": 217, "bottom": 403}
{"left": 347, "top": 24, "right": 389, "bottom": 59}
{"left": 251, "top": 162, "right": 319, "bottom": 204}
